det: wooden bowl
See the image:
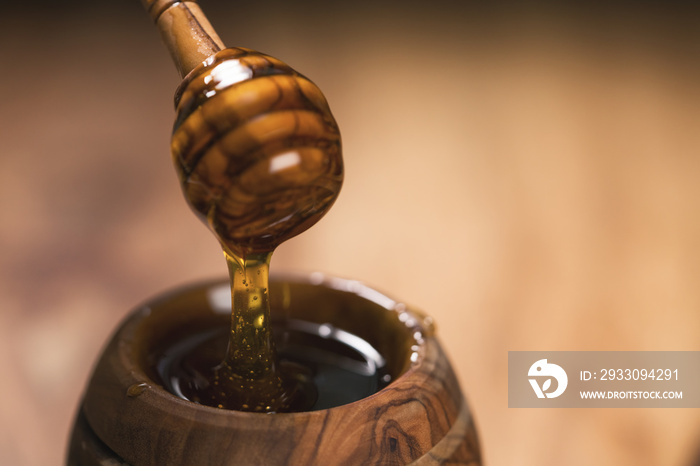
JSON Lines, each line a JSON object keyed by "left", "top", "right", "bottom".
{"left": 67, "top": 274, "right": 481, "bottom": 465}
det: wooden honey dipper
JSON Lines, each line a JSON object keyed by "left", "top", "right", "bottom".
{"left": 142, "top": 0, "right": 343, "bottom": 256}
{"left": 141, "top": 0, "right": 344, "bottom": 412}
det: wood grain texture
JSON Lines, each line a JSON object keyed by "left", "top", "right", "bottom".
{"left": 140, "top": 1, "right": 343, "bottom": 259}
{"left": 171, "top": 47, "right": 343, "bottom": 258}
{"left": 142, "top": 0, "right": 224, "bottom": 77}
{"left": 69, "top": 276, "right": 481, "bottom": 465}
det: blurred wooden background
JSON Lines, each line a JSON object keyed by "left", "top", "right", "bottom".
{"left": 1, "top": 1, "right": 699, "bottom": 465}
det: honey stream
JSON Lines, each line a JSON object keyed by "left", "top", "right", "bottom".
{"left": 211, "top": 251, "right": 288, "bottom": 411}
{"left": 171, "top": 48, "right": 343, "bottom": 411}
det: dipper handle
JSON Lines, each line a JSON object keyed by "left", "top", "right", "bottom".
{"left": 142, "top": 0, "right": 225, "bottom": 77}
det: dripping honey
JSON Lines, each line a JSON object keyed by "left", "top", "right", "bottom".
{"left": 182, "top": 251, "right": 294, "bottom": 412}
{"left": 168, "top": 48, "right": 343, "bottom": 412}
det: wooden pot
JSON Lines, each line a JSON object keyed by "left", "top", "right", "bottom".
{"left": 68, "top": 274, "right": 481, "bottom": 465}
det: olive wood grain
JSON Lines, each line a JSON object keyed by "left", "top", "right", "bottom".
{"left": 141, "top": 0, "right": 224, "bottom": 77}
{"left": 171, "top": 48, "right": 343, "bottom": 258}
{"left": 143, "top": 0, "right": 343, "bottom": 258}
{"left": 68, "top": 276, "right": 481, "bottom": 465}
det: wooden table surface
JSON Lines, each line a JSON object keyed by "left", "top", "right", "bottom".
{"left": 1, "top": 2, "right": 698, "bottom": 465}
